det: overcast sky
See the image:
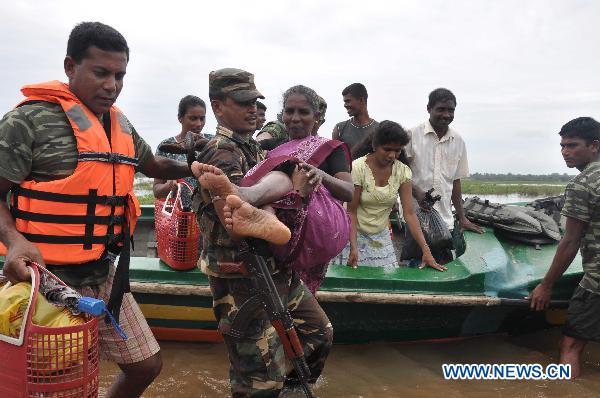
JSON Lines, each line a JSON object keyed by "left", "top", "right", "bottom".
{"left": 1, "top": 0, "right": 598, "bottom": 174}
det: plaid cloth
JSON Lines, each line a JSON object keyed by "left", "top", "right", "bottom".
{"left": 73, "top": 264, "right": 160, "bottom": 364}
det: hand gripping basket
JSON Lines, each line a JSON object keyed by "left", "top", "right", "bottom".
{"left": 0, "top": 263, "right": 99, "bottom": 398}
{"left": 155, "top": 181, "right": 200, "bottom": 270}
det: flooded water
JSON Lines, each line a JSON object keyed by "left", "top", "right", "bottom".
{"left": 107, "top": 191, "right": 579, "bottom": 397}
{"left": 99, "top": 328, "right": 600, "bottom": 397}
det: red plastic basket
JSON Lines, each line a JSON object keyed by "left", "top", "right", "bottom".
{"left": 155, "top": 182, "right": 200, "bottom": 270}
{"left": 0, "top": 263, "right": 99, "bottom": 398}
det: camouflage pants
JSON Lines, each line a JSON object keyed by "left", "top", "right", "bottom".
{"left": 209, "top": 269, "right": 333, "bottom": 398}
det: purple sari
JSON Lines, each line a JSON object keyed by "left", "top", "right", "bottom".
{"left": 241, "top": 136, "right": 351, "bottom": 293}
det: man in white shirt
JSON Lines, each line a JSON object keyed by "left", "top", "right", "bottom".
{"left": 406, "top": 88, "right": 483, "bottom": 234}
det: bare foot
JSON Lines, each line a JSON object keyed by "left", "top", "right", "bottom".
{"left": 190, "top": 162, "right": 223, "bottom": 179}
{"left": 224, "top": 195, "right": 291, "bottom": 245}
{"left": 191, "top": 162, "right": 240, "bottom": 199}
{"left": 260, "top": 204, "right": 276, "bottom": 215}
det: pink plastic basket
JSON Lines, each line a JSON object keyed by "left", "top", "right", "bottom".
{"left": 155, "top": 182, "right": 200, "bottom": 270}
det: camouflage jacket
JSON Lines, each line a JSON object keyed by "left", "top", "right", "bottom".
{"left": 561, "top": 161, "right": 600, "bottom": 292}
{"left": 194, "top": 125, "right": 270, "bottom": 278}
{"left": 0, "top": 101, "right": 152, "bottom": 286}
{"left": 0, "top": 102, "right": 152, "bottom": 183}
{"left": 259, "top": 120, "right": 287, "bottom": 142}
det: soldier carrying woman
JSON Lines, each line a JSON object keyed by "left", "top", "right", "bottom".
{"left": 192, "top": 69, "right": 354, "bottom": 397}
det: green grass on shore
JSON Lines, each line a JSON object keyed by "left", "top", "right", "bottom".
{"left": 137, "top": 194, "right": 155, "bottom": 205}
{"left": 134, "top": 181, "right": 153, "bottom": 191}
{"left": 461, "top": 179, "right": 566, "bottom": 196}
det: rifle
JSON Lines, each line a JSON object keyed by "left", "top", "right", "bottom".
{"left": 230, "top": 239, "right": 316, "bottom": 398}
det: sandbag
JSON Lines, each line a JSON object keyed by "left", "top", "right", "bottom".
{"left": 464, "top": 197, "right": 543, "bottom": 235}
{"left": 516, "top": 205, "right": 561, "bottom": 241}
{"left": 526, "top": 195, "right": 566, "bottom": 232}
{"left": 464, "top": 196, "right": 561, "bottom": 244}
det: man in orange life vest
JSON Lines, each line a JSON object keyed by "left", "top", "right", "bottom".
{"left": 0, "top": 22, "right": 190, "bottom": 397}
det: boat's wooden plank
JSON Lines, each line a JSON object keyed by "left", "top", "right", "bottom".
{"left": 138, "top": 303, "right": 216, "bottom": 321}
{"left": 316, "top": 291, "right": 502, "bottom": 306}
{"left": 149, "top": 326, "right": 223, "bottom": 343}
{"left": 131, "top": 281, "right": 211, "bottom": 296}
{"left": 130, "top": 281, "right": 502, "bottom": 306}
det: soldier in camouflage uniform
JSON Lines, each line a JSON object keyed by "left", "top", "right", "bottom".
{"left": 256, "top": 114, "right": 288, "bottom": 150}
{"left": 529, "top": 117, "right": 600, "bottom": 378}
{"left": 193, "top": 68, "right": 333, "bottom": 397}
{"left": 0, "top": 22, "right": 192, "bottom": 397}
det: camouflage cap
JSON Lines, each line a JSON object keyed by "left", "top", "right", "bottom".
{"left": 209, "top": 68, "right": 265, "bottom": 102}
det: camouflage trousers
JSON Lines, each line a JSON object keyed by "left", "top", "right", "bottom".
{"left": 209, "top": 269, "right": 333, "bottom": 398}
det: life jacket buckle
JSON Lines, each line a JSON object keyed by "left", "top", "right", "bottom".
{"left": 107, "top": 153, "right": 119, "bottom": 163}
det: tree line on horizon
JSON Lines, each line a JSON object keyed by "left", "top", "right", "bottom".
{"left": 468, "top": 172, "right": 575, "bottom": 182}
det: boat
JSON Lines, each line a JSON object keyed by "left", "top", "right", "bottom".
{"left": 122, "top": 204, "right": 582, "bottom": 344}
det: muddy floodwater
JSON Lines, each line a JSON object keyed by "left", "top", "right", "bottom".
{"left": 99, "top": 328, "right": 600, "bottom": 398}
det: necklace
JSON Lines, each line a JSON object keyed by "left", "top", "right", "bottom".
{"left": 350, "top": 118, "right": 375, "bottom": 129}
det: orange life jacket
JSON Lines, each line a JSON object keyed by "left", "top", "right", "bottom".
{"left": 0, "top": 81, "right": 140, "bottom": 265}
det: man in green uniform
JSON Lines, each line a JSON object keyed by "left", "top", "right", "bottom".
{"left": 256, "top": 113, "right": 288, "bottom": 149}
{"left": 529, "top": 117, "right": 600, "bottom": 378}
{"left": 0, "top": 22, "right": 191, "bottom": 397}
{"left": 194, "top": 68, "right": 333, "bottom": 397}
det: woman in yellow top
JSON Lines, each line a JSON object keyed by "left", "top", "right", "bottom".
{"left": 337, "top": 120, "right": 446, "bottom": 271}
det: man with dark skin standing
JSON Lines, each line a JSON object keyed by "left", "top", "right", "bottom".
{"left": 332, "top": 83, "right": 379, "bottom": 158}
{"left": 529, "top": 117, "right": 600, "bottom": 378}
{"left": 406, "top": 88, "right": 483, "bottom": 235}
{"left": 0, "top": 22, "right": 190, "bottom": 398}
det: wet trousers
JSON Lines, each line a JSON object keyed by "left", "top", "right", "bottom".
{"left": 209, "top": 269, "right": 333, "bottom": 398}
